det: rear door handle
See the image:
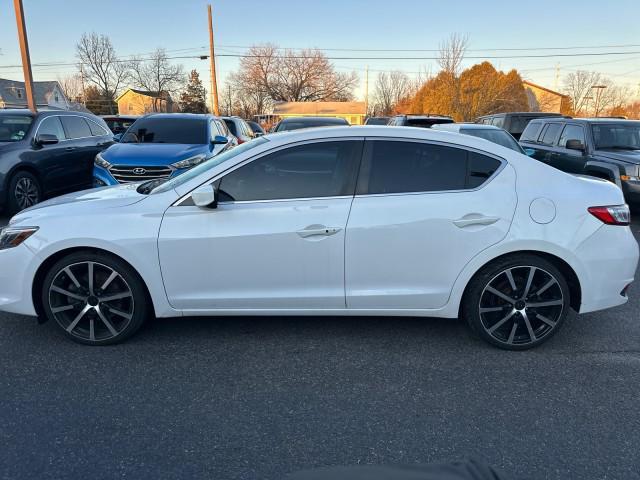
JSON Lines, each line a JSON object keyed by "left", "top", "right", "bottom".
{"left": 453, "top": 216, "right": 500, "bottom": 228}
{"left": 65, "top": 146, "right": 76, "bottom": 151}
{"left": 297, "top": 225, "right": 342, "bottom": 238}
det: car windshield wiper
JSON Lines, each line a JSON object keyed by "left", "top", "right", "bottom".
{"left": 136, "top": 178, "right": 169, "bottom": 194}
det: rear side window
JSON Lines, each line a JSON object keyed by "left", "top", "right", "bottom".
{"left": 359, "top": 141, "right": 501, "bottom": 195}
{"left": 558, "top": 124, "right": 585, "bottom": 148}
{"left": 490, "top": 116, "right": 505, "bottom": 128}
{"left": 60, "top": 116, "right": 92, "bottom": 139}
{"left": 520, "top": 122, "right": 543, "bottom": 142}
{"left": 539, "top": 123, "right": 562, "bottom": 145}
{"left": 218, "top": 141, "right": 362, "bottom": 201}
{"left": 87, "top": 119, "right": 109, "bottom": 136}
{"left": 509, "top": 116, "right": 532, "bottom": 136}
{"left": 37, "top": 116, "right": 65, "bottom": 141}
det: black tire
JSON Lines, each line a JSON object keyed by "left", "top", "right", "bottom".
{"left": 462, "top": 254, "right": 571, "bottom": 350}
{"left": 41, "top": 251, "right": 149, "bottom": 345}
{"left": 7, "top": 170, "right": 42, "bottom": 214}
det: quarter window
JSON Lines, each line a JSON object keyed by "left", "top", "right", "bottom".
{"left": 60, "top": 116, "right": 92, "bottom": 139}
{"left": 359, "top": 141, "right": 501, "bottom": 195}
{"left": 218, "top": 141, "right": 362, "bottom": 202}
{"left": 37, "top": 116, "right": 65, "bottom": 141}
{"left": 87, "top": 119, "right": 109, "bottom": 137}
{"left": 558, "top": 125, "right": 585, "bottom": 148}
{"left": 539, "top": 123, "right": 562, "bottom": 146}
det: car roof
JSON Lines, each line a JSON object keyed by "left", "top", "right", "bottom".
{"left": 397, "top": 114, "right": 453, "bottom": 119}
{"left": 141, "top": 113, "right": 213, "bottom": 120}
{"left": 527, "top": 117, "right": 640, "bottom": 125}
{"left": 433, "top": 123, "right": 503, "bottom": 132}
{"left": 478, "top": 112, "right": 564, "bottom": 118}
{"left": 280, "top": 116, "right": 348, "bottom": 123}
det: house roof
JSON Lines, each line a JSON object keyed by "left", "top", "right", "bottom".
{"left": 522, "top": 80, "right": 568, "bottom": 98}
{"left": 0, "top": 78, "right": 64, "bottom": 106}
{"left": 273, "top": 101, "right": 366, "bottom": 115}
{"left": 117, "top": 88, "right": 173, "bottom": 102}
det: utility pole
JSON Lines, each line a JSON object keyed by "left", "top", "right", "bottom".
{"left": 207, "top": 4, "right": 220, "bottom": 116}
{"left": 364, "top": 65, "right": 369, "bottom": 120}
{"left": 79, "top": 63, "right": 86, "bottom": 105}
{"left": 13, "top": 0, "right": 36, "bottom": 112}
{"left": 553, "top": 63, "right": 560, "bottom": 92}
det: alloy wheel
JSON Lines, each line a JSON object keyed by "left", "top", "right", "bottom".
{"left": 48, "top": 261, "right": 135, "bottom": 342}
{"left": 478, "top": 266, "right": 564, "bottom": 347}
{"left": 14, "top": 177, "right": 39, "bottom": 210}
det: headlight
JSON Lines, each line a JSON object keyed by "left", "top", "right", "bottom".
{"left": 95, "top": 152, "right": 111, "bottom": 169}
{"left": 0, "top": 226, "right": 39, "bottom": 250}
{"left": 172, "top": 154, "right": 207, "bottom": 169}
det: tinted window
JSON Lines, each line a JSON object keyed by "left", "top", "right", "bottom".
{"left": 218, "top": 141, "right": 361, "bottom": 201}
{"left": 558, "top": 125, "right": 586, "bottom": 148}
{"left": 405, "top": 118, "right": 454, "bottom": 128}
{"left": 490, "top": 116, "right": 505, "bottom": 128}
{"left": 87, "top": 119, "right": 109, "bottom": 137}
{"left": 362, "top": 141, "right": 468, "bottom": 194}
{"left": 467, "top": 152, "right": 502, "bottom": 188}
{"left": 121, "top": 117, "right": 207, "bottom": 144}
{"left": 509, "top": 116, "right": 532, "bottom": 135}
{"left": 539, "top": 123, "right": 562, "bottom": 145}
{"left": 60, "top": 116, "right": 92, "bottom": 139}
{"left": 276, "top": 118, "right": 349, "bottom": 132}
{"left": 37, "top": 116, "right": 65, "bottom": 141}
{"left": 224, "top": 119, "right": 238, "bottom": 136}
{"left": 520, "top": 122, "right": 543, "bottom": 142}
{"left": 104, "top": 118, "right": 135, "bottom": 134}
{"left": 0, "top": 114, "right": 33, "bottom": 142}
{"left": 592, "top": 123, "right": 640, "bottom": 149}
{"left": 460, "top": 128, "right": 522, "bottom": 152}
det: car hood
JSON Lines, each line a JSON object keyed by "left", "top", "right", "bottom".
{"left": 9, "top": 184, "right": 147, "bottom": 225}
{"left": 102, "top": 142, "right": 211, "bottom": 165}
{"left": 594, "top": 149, "right": 640, "bottom": 164}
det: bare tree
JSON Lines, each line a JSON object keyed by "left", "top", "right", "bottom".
{"left": 372, "top": 70, "right": 417, "bottom": 115}
{"left": 76, "top": 32, "right": 128, "bottom": 113}
{"left": 563, "top": 71, "right": 632, "bottom": 116}
{"left": 438, "top": 33, "right": 468, "bottom": 76}
{"left": 57, "top": 73, "right": 84, "bottom": 102}
{"left": 129, "top": 48, "right": 184, "bottom": 112}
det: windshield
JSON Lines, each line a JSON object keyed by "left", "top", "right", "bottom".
{"left": 461, "top": 128, "right": 523, "bottom": 152}
{"left": 593, "top": 123, "right": 640, "bottom": 150}
{"left": 150, "top": 137, "right": 269, "bottom": 194}
{"left": 276, "top": 119, "right": 348, "bottom": 131}
{"left": 121, "top": 117, "right": 208, "bottom": 144}
{"left": 0, "top": 115, "right": 33, "bottom": 142}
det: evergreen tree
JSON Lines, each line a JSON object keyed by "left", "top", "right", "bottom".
{"left": 180, "top": 70, "right": 207, "bottom": 113}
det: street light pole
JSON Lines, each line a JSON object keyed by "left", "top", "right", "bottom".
{"left": 591, "top": 85, "right": 607, "bottom": 117}
{"left": 13, "top": 0, "right": 36, "bottom": 112}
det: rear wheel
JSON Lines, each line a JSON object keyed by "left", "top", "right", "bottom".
{"left": 462, "top": 254, "right": 571, "bottom": 350}
{"left": 41, "top": 251, "right": 149, "bottom": 345}
{"left": 7, "top": 171, "right": 41, "bottom": 213}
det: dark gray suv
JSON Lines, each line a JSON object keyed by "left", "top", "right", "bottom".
{"left": 0, "top": 109, "right": 113, "bottom": 213}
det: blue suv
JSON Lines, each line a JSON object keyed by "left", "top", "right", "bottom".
{"left": 93, "top": 113, "right": 236, "bottom": 186}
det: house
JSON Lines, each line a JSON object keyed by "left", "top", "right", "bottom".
{"left": 0, "top": 78, "right": 70, "bottom": 110}
{"left": 117, "top": 88, "right": 174, "bottom": 115}
{"left": 272, "top": 101, "right": 366, "bottom": 125}
{"left": 523, "top": 80, "right": 571, "bottom": 114}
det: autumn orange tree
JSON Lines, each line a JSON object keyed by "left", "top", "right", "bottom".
{"left": 410, "top": 62, "right": 529, "bottom": 121}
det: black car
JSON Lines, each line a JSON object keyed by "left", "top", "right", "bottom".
{"left": 520, "top": 117, "right": 640, "bottom": 203}
{"left": 246, "top": 120, "right": 265, "bottom": 136}
{"left": 387, "top": 114, "right": 454, "bottom": 128}
{"left": 0, "top": 109, "right": 113, "bottom": 213}
{"left": 272, "top": 116, "right": 349, "bottom": 132}
{"left": 476, "top": 112, "right": 566, "bottom": 140}
{"left": 364, "top": 116, "right": 390, "bottom": 125}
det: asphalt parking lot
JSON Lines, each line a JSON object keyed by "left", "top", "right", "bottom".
{"left": 1, "top": 214, "right": 639, "bottom": 480}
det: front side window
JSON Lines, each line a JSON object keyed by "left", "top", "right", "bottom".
{"left": 558, "top": 125, "right": 586, "bottom": 149}
{"left": 218, "top": 141, "right": 362, "bottom": 202}
{"left": 210, "top": 121, "right": 221, "bottom": 138}
{"left": 38, "top": 116, "right": 66, "bottom": 141}
{"left": 224, "top": 119, "right": 239, "bottom": 137}
{"left": 0, "top": 114, "right": 33, "bottom": 142}
{"left": 60, "top": 116, "right": 92, "bottom": 139}
{"left": 592, "top": 123, "right": 640, "bottom": 150}
{"left": 539, "top": 123, "right": 562, "bottom": 145}
{"left": 121, "top": 117, "right": 208, "bottom": 144}
{"left": 359, "top": 141, "right": 501, "bottom": 195}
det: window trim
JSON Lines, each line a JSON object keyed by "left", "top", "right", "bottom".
{"left": 354, "top": 137, "right": 507, "bottom": 198}
{"left": 174, "top": 137, "right": 366, "bottom": 206}
{"left": 33, "top": 114, "right": 110, "bottom": 142}
{"left": 558, "top": 123, "right": 586, "bottom": 150}
{"left": 34, "top": 115, "right": 66, "bottom": 142}
{"left": 537, "top": 122, "right": 563, "bottom": 146}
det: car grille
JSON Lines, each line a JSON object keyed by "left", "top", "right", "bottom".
{"left": 109, "top": 165, "right": 173, "bottom": 183}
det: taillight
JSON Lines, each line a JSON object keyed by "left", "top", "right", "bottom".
{"left": 588, "top": 205, "right": 631, "bottom": 226}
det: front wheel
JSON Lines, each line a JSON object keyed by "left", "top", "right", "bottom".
{"left": 462, "top": 254, "right": 571, "bottom": 350}
{"left": 41, "top": 251, "right": 149, "bottom": 345}
{"left": 8, "top": 171, "right": 41, "bottom": 213}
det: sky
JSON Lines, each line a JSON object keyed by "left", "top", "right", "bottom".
{"left": 1, "top": 0, "right": 639, "bottom": 100}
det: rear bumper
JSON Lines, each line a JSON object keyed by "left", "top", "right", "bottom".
{"left": 577, "top": 224, "right": 639, "bottom": 313}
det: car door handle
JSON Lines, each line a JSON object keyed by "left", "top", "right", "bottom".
{"left": 453, "top": 216, "right": 500, "bottom": 228}
{"left": 65, "top": 146, "right": 76, "bottom": 151}
{"left": 297, "top": 225, "right": 342, "bottom": 238}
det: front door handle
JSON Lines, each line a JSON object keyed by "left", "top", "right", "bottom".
{"left": 453, "top": 215, "right": 500, "bottom": 228}
{"left": 65, "top": 146, "right": 76, "bottom": 151}
{"left": 297, "top": 225, "right": 342, "bottom": 238}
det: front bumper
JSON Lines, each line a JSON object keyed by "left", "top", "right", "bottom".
{"left": 93, "top": 165, "right": 189, "bottom": 187}
{"left": 577, "top": 224, "right": 639, "bottom": 313}
{"left": 0, "top": 242, "right": 39, "bottom": 316}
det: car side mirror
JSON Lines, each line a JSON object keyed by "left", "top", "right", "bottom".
{"left": 191, "top": 184, "right": 217, "bottom": 209}
{"left": 254, "top": 132, "right": 264, "bottom": 137}
{"left": 566, "top": 139, "right": 585, "bottom": 152}
{"left": 35, "top": 133, "right": 59, "bottom": 146}
{"left": 523, "top": 148, "right": 535, "bottom": 157}
{"left": 212, "top": 135, "right": 228, "bottom": 145}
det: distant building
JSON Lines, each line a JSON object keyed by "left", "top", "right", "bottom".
{"left": 523, "top": 80, "right": 571, "bottom": 114}
{"left": 117, "top": 88, "right": 174, "bottom": 115}
{"left": 273, "top": 101, "right": 366, "bottom": 125}
{"left": 0, "top": 78, "right": 70, "bottom": 110}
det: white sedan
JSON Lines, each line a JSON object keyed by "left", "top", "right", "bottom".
{"left": 0, "top": 126, "right": 637, "bottom": 349}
